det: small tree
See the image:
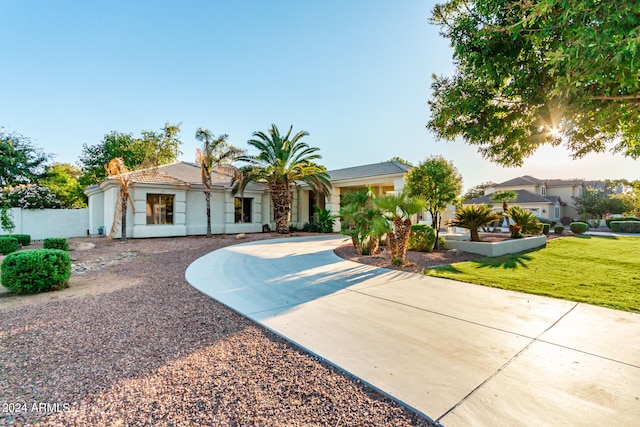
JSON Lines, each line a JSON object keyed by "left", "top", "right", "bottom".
{"left": 573, "top": 187, "right": 626, "bottom": 221}
{"left": 405, "top": 156, "right": 462, "bottom": 249}
{"left": 376, "top": 189, "right": 426, "bottom": 265}
{"left": 339, "top": 188, "right": 389, "bottom": 255}
{"left": 105, "top": 158, "right": 134, "bottom": 242}
{"left": 448, "top": 205, "right": 501, "bottom": 242}
{"left": 462, "top": 181, "right": 495, "bottom": 202}
{"left": 195, "top": 128, "right": 243, "bottom": 237}
{"left": 491, "top": 191, "right": 517, "bottom": 227}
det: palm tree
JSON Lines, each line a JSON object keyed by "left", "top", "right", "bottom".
{"left": 506, "top": 206, "right": 542, "bottom": 238}
{"left": 448, "top": 204, "right": 502, "bottom": 242}
{"left": 491, "top": 190, "right": 517, "bottom": 227}
{"left": 376, "top": 189, "right": 426, "bottom": 265}
{"left": 230, "top": 165, "right": 262, "bottom": 223}
{"left": 195, "top": 128, "right": 244, "bottom": 237}
{"left": 240, "top": 124, "right": 331, "bottom": 234}
{"left": 105, "top": 158, "right": 135, "bottom": 242}
{"left": 339, "top": 188, "right": 389, "bottom": 255}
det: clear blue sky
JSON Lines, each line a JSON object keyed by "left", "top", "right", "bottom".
{"left": 1, "top": 0, "right": 637, "bottom": 190}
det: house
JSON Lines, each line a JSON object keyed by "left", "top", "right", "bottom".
{"left": 85, "top": 160, "right": 430, "bottom": 238}
{"left": 464, "top": 175, "right": 606, "bottom": 224}
{"left": 85, "top": 162, "right": 270, "bottom": 238}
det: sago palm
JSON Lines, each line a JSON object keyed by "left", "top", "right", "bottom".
{"left": 448, "top": 204, "right": 502, "bottom": 242}
{"left": 241, "top": 124, "right": 332, "bottom": 234}
{"left": 376, "top": 189, "right": 426, "bottom": 265}
{"left": 506, "top": 206, "right": 542, "bottom": 238}
{"left": 196, "top": 128, "right": 244, "bottom": 237}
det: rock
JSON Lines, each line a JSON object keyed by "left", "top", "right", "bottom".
{"left": 69, "top": 242, "right": 96, "bottom": 251}
{"left": 236, "top": 233, "right": 247, "bottom": 240}
{"left": 447, "top": 249, "right": 461, "bottom": 256}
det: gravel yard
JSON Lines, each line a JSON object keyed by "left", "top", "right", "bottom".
{"left": 0, "top": 234, "right": 432, "bottom": 426}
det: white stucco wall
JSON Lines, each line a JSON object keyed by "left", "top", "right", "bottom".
{"left": 0, "top": 208, "right": 89, "bottom": 240}
{"left": 131, "top": 185, "right": 187, "bottom": 238}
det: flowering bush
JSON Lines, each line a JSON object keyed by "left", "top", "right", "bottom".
{"left": 1, "top": 184, "right": 61, "bottom": 209}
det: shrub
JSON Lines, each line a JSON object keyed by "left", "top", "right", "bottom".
{"left": 408, "top": 224, "right": 436, "bottom": 252}
{"left": 606, "top": 217, "right": 640, "bottom": 229}
{"left": 314, "top": 207, "right": 336, "bottom": 233}
{"left": 570, "top": 222, "right": 589, "bottom": 234}
{"left": 506, "top": 206, "right": 541, "bottom": 238}
{"left": 542, "top": 223, "right": 550, "bottom": 235}
{"left": 554, "top": 225, "right": 565, "bottom": 234}
{"left": 43, "top": 237, "right": 69, "bottom": 251}
{"left": 12, "top": 234, "right": 31, "bottom": 246}
{"left": 1, "top": 249, "right": 71, "bottom": 295}
{"left": 0, "top": 237, "right": 19, "bottom": 254}
{"left": 610, "top": 221, "right": 640, "bottom": 233}
{"left": 301, "top": 222, "right": 321, "bottom": 232}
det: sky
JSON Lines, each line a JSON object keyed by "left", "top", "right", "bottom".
{"left": 1, "top": 0, "right": 637, "bottom": 190}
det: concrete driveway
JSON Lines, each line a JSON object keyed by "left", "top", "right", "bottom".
{"left": 185, "top": 235, "right": 640, "bottom": 426}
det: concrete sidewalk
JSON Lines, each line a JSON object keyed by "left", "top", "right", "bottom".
{"left": 185, "top": 235, "right": 640, "bottom": 426}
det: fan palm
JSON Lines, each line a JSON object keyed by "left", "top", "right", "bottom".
{"left": 195, "top": 128, "right": 244, "bottom": 237}
{"left": 230, "top": 165, "right": 263, "bottom": 223}
{"left": 448, "top": 204, "right": 502, "bottom": 242}
{"left": 491, "top": 190, "right": 517, "bottom": 227}
{"left": 376, "top": 189, "right": 426, "bottom": 265}
{"left": 339, "top": 188, "right": 389, "bottom": 255}
{"left": 104, "top": 158, "right": 135, "bottom": 242}
{"left": 240, "top": 124, "right": 331, "bottom": 234}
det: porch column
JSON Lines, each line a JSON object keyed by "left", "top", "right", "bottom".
{"left": 326, "top": 187, "right": 341, "bottom": 232}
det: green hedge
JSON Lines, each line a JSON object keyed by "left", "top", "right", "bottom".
{"left": 0, "top": 237, "right": 18, "bottom": 255}
{"left": 12, "top": 234, "right": 31, "bottom": 246}
{"left": 606, "top": 217, "right": 640, "bottom": 229}
{"left": 1, "top": 249, "right": 71, "bottom": 295}
{"left": 43, "top": 238, "right": 69, "bottom": 251}
{"left": 610, "top": 221, "right": 640, "bottom": 233}
{"left": 542, "top": 223, "right": 550, "bottom": 235}
{"left": 554, "top": 225, "right": 565, "bottom": 234}
{"left": 569, "top": 222, "right": 589, "bottom": 234}
{"left": 408, "top": 224, "right": 436, "bottom": 252}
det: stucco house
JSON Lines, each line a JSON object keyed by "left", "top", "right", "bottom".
{"left": 85, "top": 160, "right": 428, "bottom": 238}
{"left": 464, "top": 175, "right": 606, "bottom": 223}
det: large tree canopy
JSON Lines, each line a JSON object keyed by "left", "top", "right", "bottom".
{"left": 428, "top": 0, "right": 640, "bottom": 166}
{"left": 0, "top": 128, "right": 51, "bottom": 186}
{"left": 78, "top": 122, "right": 182, "bottom": 186}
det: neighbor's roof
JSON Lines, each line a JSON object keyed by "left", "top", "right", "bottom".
{"left": 494, "top": 175, "right": 605, "bottom": 188}
{"left": 327, "top": 161, "right": 413, "bottom": 181}
{"left": 492, "top": 175, "right": 543, "bottom": 187}
{"left": 465, "top": 189, "right": 557, "bottom": 205}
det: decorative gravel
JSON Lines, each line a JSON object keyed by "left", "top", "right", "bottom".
{"left": 0, "top": 234, "right": 433, "bottom": 426}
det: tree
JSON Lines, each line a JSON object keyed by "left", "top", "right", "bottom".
{"left": 573, "top": 188, "right": 626, "bottom": 220}
{"left": 448, "top": 204, "right": 501, "bottom": 242}
{"left": 41, "top": 163, "right": 87, "bottom": 208}
{"left": 462, "top": 181, "right": 495, "bottom": 202}
{"left": 104, "top": 158, "right": 134, "bottom": 242}
{"left": 2, "top": 184, "right": 62, "bottom": 209}
{"left": 195, "top": 128, "right": 243, "bottom": 237}
{"left": 230, "top": 165, "right": 263, "bottom": 224}
{"left": 339, "top": 188, "right": 389, "bottom": 255}
{"left": 386, "top": 156, "right": 413, "bottom": 166}
{"left": 491, "top": 190, "right": 517, "bottom": 227}
{"left": 0, "top": 128, "right": 51, "bottom": 186}
{"left": 78, "top": 123, "right": 182, "bottom": 187}
{"left": 376, "top": 189, "right": 426, "bottom": 265}
{"left": 428, "top": 1, "right": 640, "bottom": 166}
{"left": 405, "top": 156, "right": 462, "bottom": 249}
{"left": 240, "top": 124, "right": 332, "bottom": 234}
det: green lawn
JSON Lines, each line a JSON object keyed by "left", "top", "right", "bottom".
{"left": 425, "top": 236, "right": 640, "bottom": 313}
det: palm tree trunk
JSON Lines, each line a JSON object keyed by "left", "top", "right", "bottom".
{"left": 470, "top": 228, "right": 480, "bottom": 242}
{"left": 205, "top": 190, "right": 211, "bottom": 237}
{"left": 272, "top": 182, "right": 291, "bottom": 234}
{"left": 120, "top": 189, "right": 127, "bottom": 243}
{"left": 392, "top": 217, "right": 412, "bottom": 265}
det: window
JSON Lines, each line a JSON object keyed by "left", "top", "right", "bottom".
{"left": 554, "top": 206, "right": 560, "bottom": 220}
{"left": 541, "top": 186, "right": 546, "bottom": 196}
{"left": 146, "top": 194, "right": 174, "bottom": 225}
{"left": 234, "top": 197, "right": 252, "bottom": 223}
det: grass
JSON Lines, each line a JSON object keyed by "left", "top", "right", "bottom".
{"left": 425, "top": 236, "right": 640, "bottom": 313}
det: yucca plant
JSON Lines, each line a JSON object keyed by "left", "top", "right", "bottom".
{"left": 506, "top": 206, "right": 542, "bottom": 238}
{"left": 448, "top": 204, "right": 502, "bottom": 242}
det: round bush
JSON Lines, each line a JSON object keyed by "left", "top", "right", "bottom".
{"left": 1, "top": 249, "right": 71, "bottom": 295}
{"left": 554, "top": 225, "right": 565, "bottom": 234}
{"left": 542, "top": 223, "right": 550, "bottom": 235}
{"left": 407, "top": 224, "right": 436, "bottom": 252}
{"left": 43, "top": 237, "right": 69, "bottom": 251}
{"left": 569, "top": 222, "right": 589, "bottom": 234}
{"left": 0, "top": 237, "right": 18, "bottom": 254}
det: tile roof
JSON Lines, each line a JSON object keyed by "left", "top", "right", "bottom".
{"left": 493, "top": 176, "right": 543, "bottom": 187}
{"left": 327, "top": 161, "right": 413, "bottom": 181}
{"left": 465, "top": 189, "right": 556, "bottom": 205}
{"left": 495, "top": 175, "right": 605, "bottom": 188}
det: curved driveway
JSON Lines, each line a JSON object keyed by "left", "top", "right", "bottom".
{"left": 186, "top": 235, "right": 640, "bottom": 426}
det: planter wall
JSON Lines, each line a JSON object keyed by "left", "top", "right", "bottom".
{"left": 443, "top": 235, "right": 547, "bottom": 257}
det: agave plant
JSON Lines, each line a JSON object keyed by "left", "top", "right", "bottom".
{"left": 506, "top": 206, "right": 542, "bottom": 238}
{"left": 448, "top": 204, "right": 502, "bottom": 242}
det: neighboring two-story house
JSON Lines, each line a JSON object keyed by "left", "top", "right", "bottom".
{"left": 464, "top": 176, "right": 606, "bottom": 224}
